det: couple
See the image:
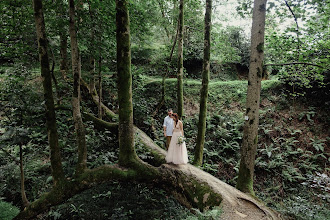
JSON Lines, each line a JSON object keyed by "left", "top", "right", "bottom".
{"left": 163, "top": 109, "right": 188, "bottom": 165}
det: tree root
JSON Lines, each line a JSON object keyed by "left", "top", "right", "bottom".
{"left": 14, "top": 165, "right": 138, "bottom": 220}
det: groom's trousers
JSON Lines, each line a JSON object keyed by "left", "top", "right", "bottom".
{"left": 166, "top": 136, "right": 172, "bottom": 150}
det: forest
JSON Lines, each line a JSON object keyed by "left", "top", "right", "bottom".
{"left": 0, "top": 0, "right": 329, "bottom": 219}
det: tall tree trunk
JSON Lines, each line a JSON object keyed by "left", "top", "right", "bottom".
{"left": 236, "top": 0, "right": 267, "bottom": 195}
{"left": 49, "top": 44, "right": 61, "bottom": 105}
{"left": 33, "top": 0, "right": 65, "bottom": 186}
{"left": 116, "top": 0, "right": 138, "bottom": 166}
{"left": 19, "top": 144, "right": 29, "bottom": 207}
{"left": 98, "top": 57, "right": 102, "bottom": 119}
{"left": 69, "top": 0, "right": 87, "bottom": 175}
{"left": 59, "top": 31, "right": 68, "bottom": 79}
{"left": 88, "top": 0, "right": 96, "bottom": 91}
{"left": 177, "top": 0, "right": 184, "bottom": 118}
{"left": 193, "top": 0, "right": 212, "bottom": 166}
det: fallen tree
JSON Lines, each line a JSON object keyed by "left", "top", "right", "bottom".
{"left": 80, "top": 79, "right": 282, "bottom": 220}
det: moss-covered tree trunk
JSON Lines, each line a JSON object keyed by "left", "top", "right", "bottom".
{"left": 59, "top": 31, "right": 68, "bottom": 79}
{"left": 116, "top": 0, "right": 139, "bottom": 166}
{"left": 177, "top": 0, "right": 184, "bottom": 118}
{"left": 236, "top": 0, "right": 267, "bottom": 195}
{"left": 19, "top": 145, "right": 29, "bottom": 207}
{"left": 69, "top": 0, "right": 87, "bottom": 175}
{"left": 193, "top": 0, "right": 212, "bottom": 166}
{"left": 33, "top": 0, "right": 65, "bottom": 186}
{"left": 98, "top": 57, "right": 103, "bottom": 119}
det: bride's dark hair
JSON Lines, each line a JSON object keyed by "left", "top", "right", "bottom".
{"left": 172, "top": 113, "right": 179, "bottom": 123}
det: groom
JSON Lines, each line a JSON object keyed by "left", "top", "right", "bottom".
{"left": 163, "top": 109, "right": 174, "bottom": 150}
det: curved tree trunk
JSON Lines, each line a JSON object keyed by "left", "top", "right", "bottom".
{"left": 19, "top": 144, "right": 30, "bottom": 207}
{"left": 116, "top": 0, "right": 139, "bottom": 166}
{"left": 33, "top": 0, "right": 65, "bottom": 186}
{"left": 193, "top": 0, "right": 212, "bottom": 166}
{"left": 236, "top": 0, "right": 267, "bottom": 195}
{"left": 69, "top": 0, "right": 87, "bottom": 175}
{"left": 177, "top": 0, "right": 184, "bottom": 118}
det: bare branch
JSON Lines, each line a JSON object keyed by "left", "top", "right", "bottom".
{"left": 264, "top": 62, "right": 324, "bottom": 68}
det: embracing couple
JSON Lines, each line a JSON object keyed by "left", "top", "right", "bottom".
{"left": 163, "top": 109, "right": 188, "bottom": 165}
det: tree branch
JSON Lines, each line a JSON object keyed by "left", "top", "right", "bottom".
{"left": 284, "top": 0, "right": 300, "bottom": 53}
{"left": 264, "top": 62, "right": 324, "bottom": 68}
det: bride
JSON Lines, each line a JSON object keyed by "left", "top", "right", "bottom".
{"left": 165, "top": 113, "right": 188, "bottom": 165}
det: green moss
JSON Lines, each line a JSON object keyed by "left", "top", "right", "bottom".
{"left": 180, "top": 178, "right": 222, "bottom": 211}
{"left": 257, "top": 67, "right": 262, "bottom": 78}
{"left": 254, "top": 135, "right": 258, "bottom": 145}
{"left": 236, "top": 162, "right": 254, "bottom": 195}
{"left": 257, "top": 43, "right": 264, "bottom": 53}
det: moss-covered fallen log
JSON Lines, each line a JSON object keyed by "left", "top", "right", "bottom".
{"left": 13, "top": 165, "right": 138, "bottom": 220}
{"left": 55, "top": 105, "right": 118, "bottom": 132}
{"left": 81, "top": 79, "right": 117, "bottom": 121}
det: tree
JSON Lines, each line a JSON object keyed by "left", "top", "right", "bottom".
{"left": 236, "top": 0, "right": 267, "bottom": 195}
{"left": 57, "top": 0, "right": 69, "bottom": 79}
{"left": 69, "top": 0, "right": 87, "bottom": 175}
{"left": 116, "top": 0, "right": 139, "bottom": 166}
{"left": 177, "top": 0, "right": 184, "bottom": 118}
{"left": 193, "top": 0, "right": 212, "bottom": 166}
{"left": 33, "top": 0, "right": 65, "bottom": 186}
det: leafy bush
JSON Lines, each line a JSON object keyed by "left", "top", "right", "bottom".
{"left": 280, "top": 70, "right": 330, "bottom": 109}
{"left": 0, "top": 200, "right": 20, "bottom": 220}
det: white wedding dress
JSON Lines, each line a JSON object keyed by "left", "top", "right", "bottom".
{"left": 165, "top": 121, "right": 188, "bottom": 164}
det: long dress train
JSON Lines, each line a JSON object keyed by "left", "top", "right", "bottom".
{"left": 165, "top": 122, "right": 188, "bottom": 164}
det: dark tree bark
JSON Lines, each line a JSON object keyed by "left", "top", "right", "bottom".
{"left": 69, "top": 0, "right": 87, "bottom": 175}
{"left": 98, "top": 57, "right": 103, "bottom": 119}
{"left": 177, "top": 0, "right": 184, "bottom": 118}
{"left": 49, "top": 44, "right": 61, "bottom": 105}
{"left": 236, "top": 0, "right": 267, "bottom": 195}
{"left": 19, "top": 144, "right": 29, "bottom": 207}
{"left": 193, "top": 0, "right": 212, "bottom": 166}
{"left": 59, "top": 31, "right": 68, "bottom": 79}
{"left": 88, "top": 0, "right": 96, "bottom": 91}
{"left": 33, "top": 0, "right": 65, "bottom": 186}
{"left": 116, "top": 0, "right": 139, "bottom": 166}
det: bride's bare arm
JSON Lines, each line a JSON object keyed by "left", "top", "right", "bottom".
{"left": 180, "top": 121, "right": 184, "bottom": 136}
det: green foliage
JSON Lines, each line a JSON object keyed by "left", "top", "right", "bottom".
{"left": 275, "top": 193, "right": 330, "bottom": 220}
{"left": 0, "top": 0, "right": 36, "bottom": 63}
{"left": 47, "top": 182, "right": 196, "bottom": 219}
{"left": 187, "top": 207, "right": 223, "bottom": 220}
{"left": 212, "top": 25, "right": 250, "bottom": 66}
{"left": 0, "top": 200, "right": 20, "bottom": 220}
{"left": 264, "top": 0, "right": 330, "bottom": 107}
